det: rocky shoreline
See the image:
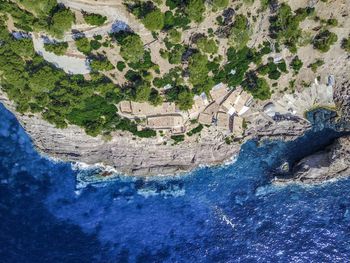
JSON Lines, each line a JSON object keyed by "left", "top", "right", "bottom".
{"left": 0, "top": 79, "right": 349, "bottom": 181}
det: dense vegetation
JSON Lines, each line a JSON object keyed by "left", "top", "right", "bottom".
{"left": 44, "top": 42, "right": 68, "bottom": 55}
{"left": 1, "top": 0, "right": 345, "bottom": 139}
{"left": 83, "top": 12, "right": 107, "bottom": 26}
{"left": 0, "top": 17, "right": 155, "bottom": 137}
{"left": 1, "top": 0, "right": 75, "bottom": 38}
{"left": 269, "top": 4, "right": 314, "bottom": 52}
{"left": 313, "top": 30, "right": 338, "bottom": 52}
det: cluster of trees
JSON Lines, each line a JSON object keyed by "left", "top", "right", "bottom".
{"left": 269, "top": 3, "right": 314, "bottom": 52}
{"left": 89, "top": 55, "right": 115, "bottom": 72}
{"left": 2, "top": 1, "right": 75, "bottom": 38}
{"left": 229, "top": 14, "right": 251, "bottom": 50}
{"left": 242, "top": 71, "right": 271, "bottom": 100}
{"left": 313, "top": 30, "right": 338, "bottom": 52}
{"left": 44, "top": 42, "right": 68, "bottom": 55}
{"left": 165, "top": 85, "right": 194, "bottom": 110}
{"left": 83, "top": 12, "right": 107, "bottom": 26}
{"left": 257, "top": 58, "right": 287, "bottom": 80}
{"left": 0, "top": 18, "right": 155, "bottom": 138}
{"left": 75, "top": 35, "right": 103, "bottom": 55}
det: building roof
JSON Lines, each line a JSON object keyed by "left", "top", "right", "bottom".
{"left": 210, "top": 83, "right": 229, "bottom": 103}
{"left": 221, "top": 89, "right": 241, "bottom": 112}
{"left": 203, "top": 102, "right": 222, "bottom": 116}
{"left": 188, "top": 92, "right": 209, "bottom": 116}
{"left": 119, "top": 101, "right": 132, "bottom": 113}
{"left": 198, "top": 112, "right": 212, "bottom": 125}
{"left": 234, "top": 91, "right": 253, "bottom": 116}
{"left": 216, "top": 111, "right": 231, "bottom": 131}
{"left": 130, "top": 102, "right": 176, "bottom": 116}
{"left": 233, "top": 116, "right": 244, "bottom": 135}
{"left": 146, "top": 115, "right": 183, "bottom": 129}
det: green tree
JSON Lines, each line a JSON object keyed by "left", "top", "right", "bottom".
{"left": 49, "top": 8, "right": 75, "bottom": 38}
{"left": 177, "top": 90, "right": 194, "bottom": 110}
{"left": 290, "top": 56, "right": 303, "bottom": 73}
{"left": 188, "top": 53, "right": 210, "bottom": 87}
{"left": 120, "top": 35, "right": 145, "bottom": 63}
{"left": 75, "top": 37, "right": 92, "bottom": 55}
{"left": 83, "top": 13, "right": 107, "bottom": 26}
{"left": 142, "top": 9, "right": 164, "bottom": 31}
{"left": 44, "top": 42, "right": 68, "bottom": 55}
{"left": 313, "top": 30, "right": 338, "bottom": 52}
{"left": 197, "top": 37, "right": 218, "bottom": 54}
{"left": 229, "top": 14, "right": 250, "bottom": 49}
{"left": 90, "top": 56, "right": 114, "bottom": 71}
{"left": 341, "top": 36, "right": 350, "bottom": 53}
{"left": 211, "top": 0, "right": 229, "bottom": 10}
{"left": 10, "top": 38, "right": 35, "bottom": 57}
{"left": 17, "top": 0, "right": 56, "bottom": 17}
{"left": 186, "top": 0, "right": 205, "bottom": 23}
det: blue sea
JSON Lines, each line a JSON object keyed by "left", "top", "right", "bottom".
{"left": 1, "top": 103, "right": 350, "bottom": 263}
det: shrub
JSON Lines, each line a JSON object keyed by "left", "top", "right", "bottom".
{"left": 83, "top": 13, "right": 107, "bottom": 26}
{"left": 142, "top": 9, "right": 164, "bottom": 31}
{"left": 75, "top": 37, "right": 92, "bottom": 55}
{"left": 171, "top": 134, "right": 185, "bottom": 144}
{"left": 117, "top": 61, "right": 126, "bottom": 71}
{"left": 341, "top": 36, "right": 350, "bottom": 53}
{"left": 308, "top": 59, "right": 324, "bottom": 73}
{"left": 89, "top": 56, "right": 114, "bottom": 71}
{"left": 313, "top": 30, "right": 338, "bottom": 52}
{"left": 185, "top": 0, "right": 205, "bottom": 23}
{"left": 186, "top": 124, "right": 203, "bottom": 136}
{"left": 44, "top": 42, "right": 68, "bottom": 55}
{"left": 290, "top": 56, "right": 303, "bottom": 73}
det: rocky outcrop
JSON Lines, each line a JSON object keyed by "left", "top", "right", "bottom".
{"left": 0, "top": 89, "right": 310, "bottom": 176}
{"left": 273, "top": 79, "right": 350, "bottom": 185}
{"left": 0, "top": 78, "right": 348, "bottom": 178}
{"left": 273, "top": 136, "right": 350, "bottom": 184}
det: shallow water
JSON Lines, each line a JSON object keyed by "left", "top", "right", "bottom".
{"left": 1, "top": 103, "right": 350, "bottom": 263}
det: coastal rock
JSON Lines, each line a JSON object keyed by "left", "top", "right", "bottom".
{"left": 0, "top": 90, "right": 309, "bottom": 176}
{"left": 273, "top": 136, "right": 350, "bottom": 184}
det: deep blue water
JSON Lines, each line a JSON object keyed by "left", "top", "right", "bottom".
{"left": 1, "top": 103, "right": 350, "bottom": 263}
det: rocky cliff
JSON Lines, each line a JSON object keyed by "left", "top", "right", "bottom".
{"left": 0, "top": 89, "right": 310, "bottom": 176}
{"left": 273, "top": 79, "right": 350, "bottom": 185}
{"left": 0, "top": 79, "right": 348, "bottom": 178}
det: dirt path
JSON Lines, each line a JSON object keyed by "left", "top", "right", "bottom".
{"left": 58, "top": 0, "right": 172, "bottom": 74}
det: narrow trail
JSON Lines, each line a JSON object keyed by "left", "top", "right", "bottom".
{"left": 58, "top": 0, "right": 173, "bottom": 74}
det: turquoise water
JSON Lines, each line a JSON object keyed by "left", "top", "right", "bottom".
{"left": 1, "top": 103, "right": 350, "bottom": 262}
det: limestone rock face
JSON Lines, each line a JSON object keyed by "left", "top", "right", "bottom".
{"left": 274, "top": 136, "right": 350, "bottom": 184}
{"left": 0, "top": 79, "right": 348, "bottom": 178}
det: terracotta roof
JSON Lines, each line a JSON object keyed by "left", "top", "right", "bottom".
{"left": 221, "top": 89, "right": 241, "bottom": 112}
{"left": 203, "top": 102, "right": 222, "bottom": 116}
{"left": 119, "top": 101, "right": 132, "bottom": 113}
{"left": 216, "top": 111, "right": 231, "bottom": 131}
{"left": 130, "top": 102, "right": 176, "bottom": 116}
{"left": 146, "top": 114, "right": 183, "bottom": 129}
{"left": 198, "top": 112, "right": 212, "bottom": 125}
{"left": 210, "top": 83, "right": 229, "bottom": 103}
{"left": 233, "top": 116, "right": 244, "bottom": 135}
